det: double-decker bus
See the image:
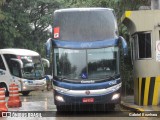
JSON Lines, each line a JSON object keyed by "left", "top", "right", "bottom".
{"left": 46, "top": 8, "right": 127, "bottom": 111}
{"left": 0, "top": 48, "right": 49, "bottom": 96}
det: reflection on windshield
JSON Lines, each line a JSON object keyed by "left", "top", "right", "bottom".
{"left": 54, "top": 47, "right": 119, "bottom": 80}
{"left": 21, "top": 56, "right": 43, "bottom": 79}
{"left": 55, "top": 49, "right": 86, "bottom": 79}
{"left": 87, "top": 48, "right": 118, "bottom": 79}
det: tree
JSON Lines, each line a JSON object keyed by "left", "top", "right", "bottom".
{"left": 0, "top": 0, "right": 5, "bottom": 20}
{"left": 0, "top": 0, "right": 60, "bottom": 56}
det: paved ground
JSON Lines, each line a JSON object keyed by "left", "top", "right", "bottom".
{"left": 121, "top": 96, "right": 160, "bottom": 111}
{"left": 0, "top": 90, "right": 159, "bottom": 120}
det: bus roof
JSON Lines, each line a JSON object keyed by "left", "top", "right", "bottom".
{"left": 0, "top": 48, "right": 39, "bottom": 56}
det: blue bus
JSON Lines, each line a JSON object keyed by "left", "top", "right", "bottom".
{"left": 45, "top": 8, "right": 127, "bottom": 111}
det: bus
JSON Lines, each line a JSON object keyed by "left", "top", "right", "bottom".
{"left": 45, "top": 8, "right": 128, "bottom": 111}
{"left": 0, "top": 48, "right": 49, "bottom": 96}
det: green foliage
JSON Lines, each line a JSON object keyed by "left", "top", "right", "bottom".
{"left": 0, "top": 0, "right": 60, "bottom": 56}
{"left": 0, "top": 0, "right": 5, "bottom": 20}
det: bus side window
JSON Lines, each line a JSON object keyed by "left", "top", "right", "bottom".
{"left": 4, "top": 54, "right": 21, "bottom": 77}
{"left": 0, "top": 55, "right": 6, "bottom": 70}
{"left": 11, "top": 61, "right": 21, "bottom": 77}
{"left": 3, "top": 54, "right": 17, "bottom": 74}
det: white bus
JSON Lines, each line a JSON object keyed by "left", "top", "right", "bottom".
{"left": 0, "top": 48, "right": 49, "bottom": 96}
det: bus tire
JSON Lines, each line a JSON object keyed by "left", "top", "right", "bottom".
{"left": 22, "top": 91, "right": 30, "bottom": 96}
{"left": 0, "top": 83, "right": 9, "bottom": 97}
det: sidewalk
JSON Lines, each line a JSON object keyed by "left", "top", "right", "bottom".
{"left": 121, "top": 96, "right": 160, "bottom": 112}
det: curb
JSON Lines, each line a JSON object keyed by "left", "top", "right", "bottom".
{"left": 120, "top": 101, "right": 145, "bottom": 112}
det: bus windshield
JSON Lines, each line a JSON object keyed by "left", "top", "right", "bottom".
{"left": 20, "top": 56, "right": 44, "bottom": 79}
{"left": 54, "top": 47, "right": 119, "bottom": 81}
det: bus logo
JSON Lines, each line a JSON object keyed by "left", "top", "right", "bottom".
{"left": 81, "top": 43, "right": 92, "bottom": 48}
{"left": 85, "top": 90, "right": 90, "bottom": 95}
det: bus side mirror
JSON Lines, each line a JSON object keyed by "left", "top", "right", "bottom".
{"left": 118, "top": 36, "right": 128, "bottom": 56}
{"left": 10, "top": 58, "right": 23, "bottom": 68}
{"left": 45, "top": 38, "right": 52, "bottom": 59}
{"left": 41, "top": 58, "right": 50, "bottom": 68}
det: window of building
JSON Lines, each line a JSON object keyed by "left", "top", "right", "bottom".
{"left": 0, "top": 55, "right": 6, "bottom": 70}
{"left": 132, "top": 32, "right": 152, "bottom": 60}
{"left": 130, "top": 36, "right": 137, "bottom": 60}
{"left": 138, "top": 32, "right": 151, "bottom": 59}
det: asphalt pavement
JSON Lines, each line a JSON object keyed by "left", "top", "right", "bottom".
{"left": 0, "top": 90, "right": 159, "bottom": 120}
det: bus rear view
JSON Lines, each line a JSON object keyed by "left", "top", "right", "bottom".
{"left": 47, "top": 8, "right": 127, "bottom": 111}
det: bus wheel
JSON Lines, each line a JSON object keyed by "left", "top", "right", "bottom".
{"left": 22, "top": 91, "right": 30, "bottom": 96}
{"left": 0, "top": 83, "right": 9, "bottom": 97}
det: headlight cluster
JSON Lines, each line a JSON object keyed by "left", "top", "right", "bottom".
{"left": 53, "top": 86, "right": 69, "bottom": 93}
{"left": 106, "top": 83, "right": 122, "bottom": 93}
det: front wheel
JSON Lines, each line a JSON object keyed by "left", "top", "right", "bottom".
{"left": 22, "top": 91, "right": 30, "bottom": 96}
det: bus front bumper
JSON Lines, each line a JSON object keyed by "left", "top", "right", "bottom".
{"left": 54, "top": 83, "right": 121, "bottom": 105}
{"left": 20, "top": 79, "right": 46, "bottom": 91}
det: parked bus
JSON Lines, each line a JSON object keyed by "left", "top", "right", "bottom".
{"left": 46, "top": 8, "right": 127, "bottom": 111}
{"left": 0, "top": 48, "right": 49, "bottom": 96}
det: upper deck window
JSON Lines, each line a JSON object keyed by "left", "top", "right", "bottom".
{"left": 53, "top": 9, "right": 118, "bottom": 41}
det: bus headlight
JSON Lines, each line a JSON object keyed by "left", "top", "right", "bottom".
{"left": 55, "top": 96, "right": 65, "bottom": 102}
{"left": 112, "top": 93, "right": 120, "bottom": 100}
{"left": 23, "top": 86, "right": 27, "bottom": 90}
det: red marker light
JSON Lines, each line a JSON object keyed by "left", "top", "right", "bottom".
{"left": 54, "top": 27, "right": 60, "bottom": 39}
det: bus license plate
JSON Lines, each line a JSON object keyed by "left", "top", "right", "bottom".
{"left": 82, "top": 98, "right": 94, "bottom": 103}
